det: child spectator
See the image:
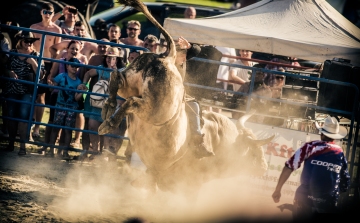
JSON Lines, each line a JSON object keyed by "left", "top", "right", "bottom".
{"left": 47, "top": 58, "right": 86, "bottom": 159}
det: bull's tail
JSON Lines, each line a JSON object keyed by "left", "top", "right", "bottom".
{"left": 116, "top": 0, "right": 176, "bottom": 61}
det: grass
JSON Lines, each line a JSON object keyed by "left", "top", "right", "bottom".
{"left": 0, "top": 106, "right": 128, "bottom": 158}
{"left": 114, "top": 0, "right": 232, "bottom": 9}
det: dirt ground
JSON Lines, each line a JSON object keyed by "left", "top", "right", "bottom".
{"left": 0, "top": 108, "right": 295, "bottom": 223}
{"left": 0, "top": 145, "right": 296, "bottom": 223}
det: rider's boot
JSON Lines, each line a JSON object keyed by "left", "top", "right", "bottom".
{"left": 186, "top": 101, "right": 215, "bottom": 159}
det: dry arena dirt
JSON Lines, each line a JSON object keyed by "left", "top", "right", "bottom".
{"left": 0, "top": 146, "right": 294, "bottom": 223}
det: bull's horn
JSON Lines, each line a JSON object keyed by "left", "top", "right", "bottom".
{"left": 248, "top": 134, "right": 275, "bottom": 147}
{"left": 237, "top": 109, "right": 256, "bottom": 129}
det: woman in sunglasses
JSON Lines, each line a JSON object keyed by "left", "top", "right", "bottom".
{"left": 3, "top": 31, "right": 44, "bottom": 155}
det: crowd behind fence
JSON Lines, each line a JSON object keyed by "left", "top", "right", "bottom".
{"left": 0, "top": 25, "right": 359, "bottom": 193}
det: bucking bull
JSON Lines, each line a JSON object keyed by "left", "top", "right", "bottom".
{"left": 99, "top": 0, "right": 274, "bottom": 197}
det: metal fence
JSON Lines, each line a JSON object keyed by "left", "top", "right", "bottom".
{"left": 0, "top": 24, "right": 359, "bottom": 209}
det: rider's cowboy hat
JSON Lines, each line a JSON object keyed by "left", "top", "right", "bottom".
{"left": 15, "top": 31, "right": 39, "bottom": 42}
{"left": 315, "top": 116, "right": 347, "bottom": 139}
{"left": 105, "top": 47, "right": 122, "bottom": 57}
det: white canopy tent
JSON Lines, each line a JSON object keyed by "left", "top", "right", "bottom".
{"left": 164, "top": 0, "right": 360, "bottom": 66}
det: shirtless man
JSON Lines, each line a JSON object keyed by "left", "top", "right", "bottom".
{"left": 107, "top": 24, "right": 127, "bottom": 64}
{"left": 52, "top": 5, "right": 79, "bottom": 38}
{"left": 143, "top": 34, "right": 159, "bottom": 53}
{"left": 30, "top": 2, "right": 62, "bottom": 138}
{"left": 49, "top": 21, "right": 97, "bottom": 61}
{"left": 120, "top": 20, "right": 144, "bottom": 47}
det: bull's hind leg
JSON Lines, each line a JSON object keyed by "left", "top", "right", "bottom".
{"left": 98, "top": 96, "right": 149, "bottom": 135}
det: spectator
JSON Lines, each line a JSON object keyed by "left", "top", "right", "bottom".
{"left": 52, "top": 5, "right": 79, "bottom": 38}
{"left": 213, "top": 46, "right": 237, "bottom": 113}
{"left": 120, "top": 20, "right": 144, "bottom": 47}
{"left": 30, "top": 2, "right": 62, "bottom": 139}
{"left": 230, "top": 0, "right": 258, "bottom": 10}
{"left": 270, "top": 67, "right": 285, "bottom": 99}
{"left": 49, "top": 38, "right": 88, "bottom": 148}
{"left": 128, "top": 49, "right": 142, "bottom": 64}
{"left": 47, "top": 57, "right": 86, "bottom": 158}
{"left": 215, "top": 46, "right": 237, "bottom": 91}
{"left": 230, "top": 0, "right": 242, "bottom": 10}
{"left": 272, "top": 116, "right": 350, "bottom": 221}
{"left": 184, "top": 7, "right": 196, "bottom": 19}
{"left": 143, "top": 34, "right": 159, "bottom": 53}
{"left": 107, "top": 23, "right": 128, "bottom": 64}
{"left": 229, "top": 49, "right": 257, "bottom": 91}
{"left": 231, "top": 64, "right": 272, "bottom": 121}
{"left": 81, "top": 47, "right": 125, "bottom": 159}
{"left": 81, "top": 38, "right": 109, "bottom": 156}
{"left": 262, "top": 67, "right": 285, "bottom": 126}
{"left": 3, "top": 31, "right": 44, "bottom": 155}
{"left": 0, "top": 23, "right": 11, "bottom": 137}
{"left": 38, "top": 40, "right": 87, "bottom": 155}
{"left": 86, "top": 38, "right": 109, "bottom": 67}
{"left": 263, "top": 56, "right": 300, "bottom": 87}
{"left": 73, "top": 20, "right": 93, "bottom": 39}
{"left": 49, "top": 21, "right": 97, "bottom": 61}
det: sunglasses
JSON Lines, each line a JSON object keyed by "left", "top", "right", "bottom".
{"left": 43, "top": 10, "right": 54, "bottom": 15}
{"left": 23, "top": 39, "right": 35, "bottom": 44}
{"left": 127, "top": 28, "right": 139, "bottom": 31}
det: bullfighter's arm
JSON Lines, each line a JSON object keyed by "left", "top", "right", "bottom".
{"left": 272, "top": 166, "right": 293, "bottom": 203}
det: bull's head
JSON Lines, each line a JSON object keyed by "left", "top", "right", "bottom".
{"left": 235, "top": 110, "right": 275, "bottom": 174}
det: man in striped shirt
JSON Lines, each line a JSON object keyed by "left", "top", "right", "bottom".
{"left": 272, "top": 116, "right": 350, "bottom": 221}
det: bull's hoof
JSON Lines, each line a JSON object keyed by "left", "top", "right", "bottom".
{"left": 102, "top": 104, "right": 116, "bottom": 121}
{"left": 194, "top": 147, "right": 215, "bottom": 159}
{"left": 98, "top": 120, "right": 113, "bottom": 135}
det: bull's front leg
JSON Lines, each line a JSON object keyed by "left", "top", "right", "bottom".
{"left": 98, "top": 96, "right": 146, "bottom": 135}
{"left": 101, "top": 70, "right": 122, "bottom": 122}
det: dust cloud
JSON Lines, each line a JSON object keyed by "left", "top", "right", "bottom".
{"left": 47, "top": 158, "right": 292, "bottom": 223}
{"left": 1, "top": 146, "right": 292, "bottom": 223}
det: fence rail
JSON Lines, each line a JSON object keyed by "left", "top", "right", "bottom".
{"left": 0, "top": 25, "right": 359, "bottom": 207}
